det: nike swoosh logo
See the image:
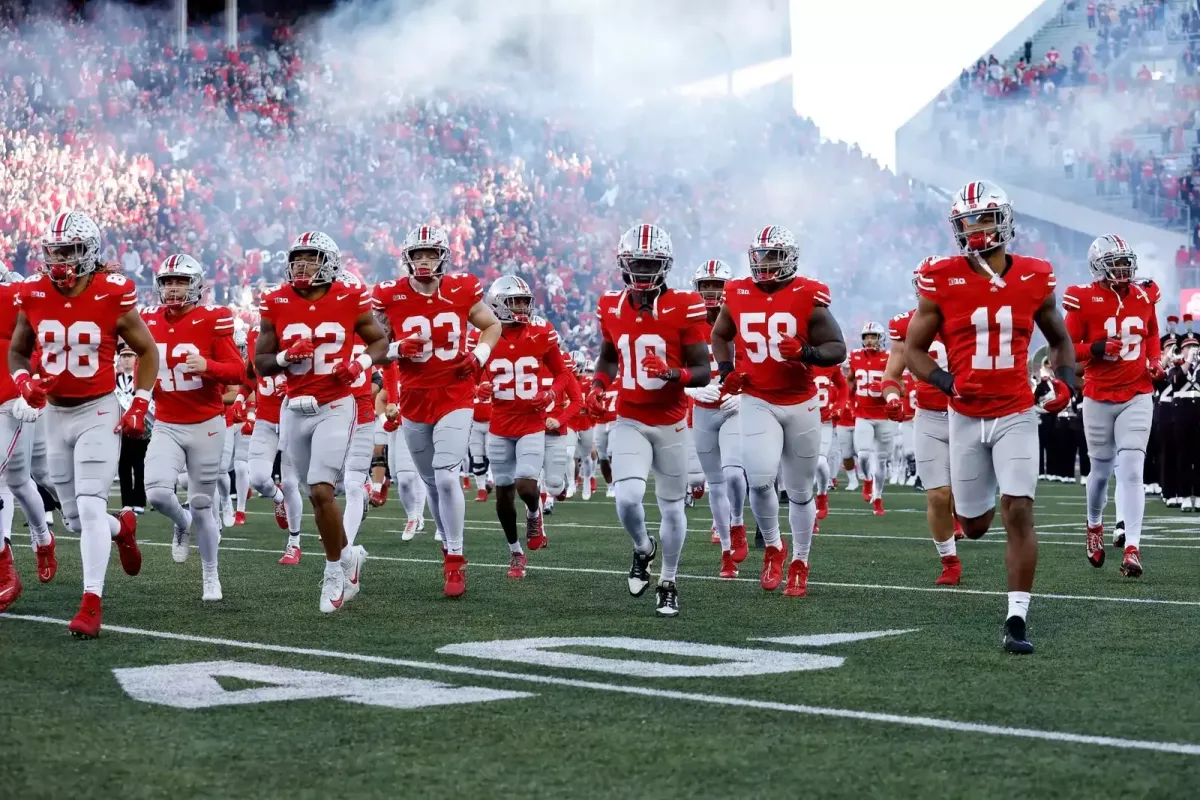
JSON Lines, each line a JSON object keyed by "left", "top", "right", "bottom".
{"left": 807, "top": 405, "right": 817, "bottom": 412}
{"left": 337, "top": 294, "right": 351, "bottom": 300}
{"left": 193, "top": 319, "right": 204, "bottom": 324}
{"left": 659, "top": 307, "right": 674, "bottom": 313}
{"left": 208, "top": 431, "right": 218, "bottom": 437}
{"left": 97, "top": 411, "right": 108, "bottom": 416}
{"left": 448, "top": 287, "right": 462, "bottom": 294}
{"left": 94, "top": 294, "right": 106, "bottom": 301}
{"left": 1020, "top": 274, "right": 1036, "bottom": 281}
{"left": 0, "top": 587, "right": 12, "bottom": 599}
{"left": 330, "top": 404, "right": 341, "bottom": 409}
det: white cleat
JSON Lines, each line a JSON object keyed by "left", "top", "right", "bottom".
{"left": 319, "top": 564, "right": 346, "bottom": 613}
{"left": 434, "top": 529, "right": 444, "bottom": 544}
{"left": 845, "top": 477, "right": 859, "bottom": 492}
{"left": 171, "top": 517, "right": 191, "bottom": 564}
{"left": 565, "top": 483, "right": 576, "bottom": 499}
{"left": 401, "top": 518, "right": 422, "bottom": 542}
{"left": 544, "top": 496, "right": 555, "bottom": 515}
{"left": 201, "top": 566, "right": 222, "bottom": 602}
{"left": 605, "top": 485, "right": 616, "bottom": 499}
{"left": 221, "top": 505, "right": 235, "bottom": 528}
{"left": 342, "top": 546, "right": 366, "bottom": 604}
{"left": 581, "top": 484, "right": 592, "bottom": 501}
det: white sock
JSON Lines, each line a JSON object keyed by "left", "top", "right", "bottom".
{"left": 288, "top": 533, "right": 301, "bottom": 548}
{"left": 1086, "top": 457, "right": 1114, "bottom": 527}
{"left": 724, "top": 466, "right": 746, "bottom": 526}
{"left": 281, "top": 475, "right": 304, "bottom": 534}
{"left": 706, "top": 480, "right": 731, "bottom": 550}
{"left": 1114, "top": 451, "right": 1145, "bottom": 549}
{"left": 434, "top": 469, "right": 465, "bottom": 554}
{"left": 788, "top": 496, "right": 816, "bottom": 562}
{"left": 935, "top": 537, "right": 957, "bottom": 557}
{"left": 1007, "top": 591, "right": 1031, "bottom": 621}
{"left": 508, "top": 540, "right": 523, "bottom": 555}
{"left": 10, "top": 478, "right": 49, "bottom": 544}
{"left": 342, "top": 471, "right": 367, "bottom": 548}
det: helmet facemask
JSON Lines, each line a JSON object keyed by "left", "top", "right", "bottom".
{"left": 156, "top": 275, "right": 201, "bottom": 308}
{"left": 493, "top": 292, "right": 533, "bottom": 325}
{"left": 404, "top": 246, "right": 448, "bottom": 281}
{"left": 43, "top": 242, "right": 97, "bottom": 288}
{"left": 862, "top": 333, "right": 883, "bottom": 351}
{"left": 695, "top": 278, "right": 727, "bottom": 309}
{"left": 1092, "top": 252, "right": 1137, "bottom": 284}
{"left": 951, "top": 207, "right": 1014, "bottom": 254}
{"left": 620, "top": 255, "right": 670, "bottom": 293}
{"left": 288, "top": 248, "right": 337, "bottom": 289}
{"left": 748, "top": 246, "right": 797, "bottom": 283}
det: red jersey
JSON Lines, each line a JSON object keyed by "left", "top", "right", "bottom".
{"left": 248, "top": 330, "right": 285, "bottom": 425}
{"left": 917, "top": 254, "right": 1056, "bottom": 419}
{"left": 1063, "top": 280, "right": 1160, "bottom": 403}
{"left": 721, "top": 276, "right": 831, "bottom": 406}
{"left": 849, "top": 348, "right": 890, "bottom": 420}
{"left": 595, "top": 389, "right": 618, "bottom": 425}
{"left": 467, "top": 329, "right": 492, "bottom": 423}
{"left": 143, "top": 304, "right": 242, "bottom": 424}
{"left": 349, "top": 342, "right": 376, "bottom": 425}
{"left": 0, "top": 282, "right": 21, "bottom": 404}
{"left": 811, "top": 364, "right": 848, "bottom": 424}
{"left": 548, "top": 369, "right": 583, "bottom": 430}
{"left": 372, "top": 273, "right": 483, "bottom": 425}
{"left": 597, "top": 289, "right": 707, "bottom": 426}
{"left": 260, "top": 280, "right": 372, "bottom": 407}
{"left": 15, "top": 272, "right": 137, "bottom": 399}
{"left": 487, "top": 320, "right": 568, "bottom": 438}
{"left": 888, "top": 309, "right": 949, "bottom": 412}
{"left": 902, "top": 373, "right": 917, "bottom": 421}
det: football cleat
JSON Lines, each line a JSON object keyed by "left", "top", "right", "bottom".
{"left": 233, "top": 511, "right": 246, "bottom": 526}
{"left": 401, "top": 518, "right": 422, "bottom": 541}
{"left": 526, "top": 512, "right": 548, "bottom": 551}
{"left": 831, "top": 477, "right": 838, "bottom": 489}
{"left": 369, "top": 477, "right": 391, "bottom": 508}
{"left": 1002, "top": 616, "right": 1034, "bottom": 655}
{"left": 171, "top": 518, "right": 191, "bottom": 564}
{"left": 278, "top": 543, "right": 302, "bottom": 566}
{"left": 729, "top": 525, "right": 748, "bottom": 563}
{"left": 605, "top": 484, "right": 616, "bottom": 498}
{"left": 35, "top": 534, "right": 57, "bottom": 583}
{"left": 782, "top": 559, "right": 809, "bottom": 597}
{"left": 68, "top": 593, "right": 103, "bottom": 639}
{"left": 872, "top": 498, "right": 885, "bottom": 516}
{"left": 221, "top": 504, "right": 235, "bottom": 528}
{"left": 710, "top": 526, "right": 720, "bottom": 544}
{"left": 845, "top": 474, "right": 859, "bottom": 492}
{"left": 1113, "top": 520, "right": 1126, "bottom": 550}
{"left": 474, "top": 489, "right": 488, "bottom": 503}
{"left": 201, "top": 565, "right": 222, "bottom": 602}
{"left": 691, "top": 484, "right": 705, "bottom": 501}
{"left": 627, "top": 537, "right": 657, "bottom": 597}
{"left": 565, "top": 482, "right": 575, "bottom": 499}
{"left": 1086, "top": 523, "right": 1105, "bottom": 568}
{"left": 953, "top": 518, "right": 964, "bottom": 540}
{"left": 760, "top": 541, "right": 788, "bottom": 591}
{"left": 555, "top": 489, "right": 567, "bottom": 502}
{"left": 0, "top": 543, "right": 22, "bottom": 612}
{"left": 590, "top": 477, "right": 597, "bottom": 494}
{"left": 1119, "top": 546, "right": 1143, "bottom": 578}
{"left": 507, "top": 551, "right": 527, "bottom": 579}
{"left": 581, "top": 480, "right": 593, "bottom": 501}
{"left": 273, "top": 495, "right": 289, "bottom": 529}
{"left": 319, "top": 564, "right": 346, "bottom": 613}
{"left": 434, "top": 529, "right": 444, "bottom": 544}
{"left": 684, "top": 492, "right": 695, "bottom": 509}
{"left": 719, "top": 550, "right": 739, "bottom": 579}
{"left": 936, "top": 555, "right": 962, "bottom": 586}
{"left": 654, "top": 580, "right": 680, "bottom": 617}
{"left": 113, "top": 509, "right": 142, "bottom": 576}
{"left": 543, "top": 496, "right": 555, "bottom": 515}
{"left": 815, "top": 494, "right": 829, "bottom": 520}
{"left": 443, "top": 553, "right": 467, "bottom": 597}
{"left": 342, "top": 546, "right": 366, "bottom": 604}
{"left": 461, "top": 476, "right": 470, "bottom": 491}
{"left": 861, "top": 479, "right": 873, "bottom": 503}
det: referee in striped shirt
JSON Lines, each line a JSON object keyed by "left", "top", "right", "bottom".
{"left": 116, "top": 345, "right": 150, "bottom": 513}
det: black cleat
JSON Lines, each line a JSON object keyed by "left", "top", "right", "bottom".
{"left": 1002, "top": 616, "right": 1034, "bottom": 655}
{"left": 1113, "top": 520, "right": 1126, "bottom": 550}
{"left": 627, "top": 537, "right": 657, "bottom": 597}
{"left": 654, "top": 580, "right": 680, "bottom": 617}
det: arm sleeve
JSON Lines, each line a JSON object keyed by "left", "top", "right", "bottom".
{"left": 383, "top": 362, "right": 400, "bottom": 403}
{"left": 543, "top": 344, "right": 572, "bottom": 395}
{"left": 204, "top": 334, "right": 248, "bottom": 384}
{"left": 1065, "top": 309, "right": 1094, "bottom": 362}
{"left": 555, "top": 373, "right": 583, "bottom": 422}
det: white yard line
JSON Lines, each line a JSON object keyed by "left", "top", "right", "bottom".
{"left": 4, "top": 612, "right": 1198, "bottom": 757}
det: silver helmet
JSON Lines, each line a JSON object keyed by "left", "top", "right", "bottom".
{"left": 486, "top": 275, "right": 535, "bottom": 324}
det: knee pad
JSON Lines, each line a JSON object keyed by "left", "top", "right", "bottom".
{"left": 190, "top": 493, "right": 213, "bottom": 511}
{"left": 371, "top": 453, "right": 389, "bottom": 471}
{"left": 146, "top": 486, "right": 177, "bottom": 510}
{"left": 543, "top": 472, "right": 565, "bottom": 493}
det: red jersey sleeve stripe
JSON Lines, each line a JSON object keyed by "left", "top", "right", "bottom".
{"left": 916, "top": 276, "right": 936, "bottom": 291}
{"left": 1062, "top": 293, "right": 1080, "bottom": 310}
{"left": 813, "top": 291, "right": 832, "bottom": 305}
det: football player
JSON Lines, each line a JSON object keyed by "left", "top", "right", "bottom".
{"left": 833, "top": 368, "right": 860, "bottom": 492}
{"left": 564, "top": 351, "right": 591, "bottom": 499}
{"left": 479, "top": 276, "right": 571, "bottom": 576}
{"left": 142, "top": 255, "right": 243, "bottom": 600}
{"left": 571, "top": 356, "right": 598, "bottom": 500}
{"left": 379, "top": 364, "right": 430, "bottom": 541}
{"left": 810, "top": 360, "right": 848, "bottom": 527}
{"left": 710, "top": 226, "right": 846, "bottom": 598}
{"left": 587, "top": 223, "right": 711, "bottom": 616}
{"left": 539, "top": 345, "right": 583, "bottom": 516}
{"left": 256, "top": 231, "right": 387, "bottom": 613}
{"left": 882, "top": 267, "right": 963, "bottom": 586}
{"left": 372, "top": 225, "right": 502, "bottom": 597}
{"left": 467, "top": 327, "right": 493, "bottom": 503}
{"left": 9, "top": 211, "right": 158, "bottom": 637}
{"left": 687, "top": 259, "right": 749, "bottom": 578}
{"left": 1063, "top": 235, "right": 1161, "bottom": 577}
{"left": 0, "top": 266, "right": 54, "bottom": 613}
{"left": 849, "top": 321, "right": 893, "bottom": 516}
{"left": 905, "top": 181, "right": 1076, "bottom": 654}
{"left": 338, "top": 271, "right": 381, "bottom": 555}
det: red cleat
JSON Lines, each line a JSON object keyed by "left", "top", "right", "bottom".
{"left": 719, "top": 550, "right": 738, "bottom": 579}
{"left": 831, "top": 477, "right": 838, "bottom": 489}
{"left": 113, "top": 510, "right": 142, "bottom": 576}
{"left": 936, "top": 555, "right": 962, "bottom": 585}
{"left": 444, "top": 553, "right": 467, "bottom": 597}
{"left": 782, "top": 558, "right": 809, "bottom": 597}
{"left": 462, "top": 476, "right": 471, "bottom": 491}
{"left": 36, "top": 534, "right": 57, "bottom": 583}
{"left": 729, "top": 525, "right": 748, "bottom": 563}
{"left": 474, "top": 489, "right": 488, "bottom": 503}
{"left": 273, "top": 495, "right": 289, "bottom": 530}
{"left": 1119, "top": 546, "right": 1143, "bottom": 578}
{"left": 0, "top": 543, "right": 23, "bottom": 612}
{"left": 815, "top": 494, "right": 829, "bottom": 520}
{"left": 813, "top": 518, "right": 820, "bottom": 536}
{"left": 691, "top": 484, "right": 705, "bottom": 501}
{"left": 233, "top": 511, "right": 246, "bottom": 526}
{"left": 872, "top": 498, "right": 885, "bottom": 517}
{"left": 590, "top": 477, "right": 597, "bottom": 493}
{"left": 507, "top": 551, "right": 527, "bottom": 579}
{"left": 369, "top": 478, "right": 391, "bottom": 508}
{"left": 555, "top": 489, "right": 567, "bottom": 502}
{"left": 761, "top": 541, "right": 788, "bottom": 591}
{"left": 526, "top": 512, "right": 547, "bottom": 551}
{"left": 278, "top": 543, "right": 302, "bottom": 565}
{"left": 862, "top": 479, "right": 873, "bottom": 503}
{"left": 710, "top": 526, "right": 720, "bottom": 544}
{"left": 67, "top": 592, "right": 102, "bottom": 639}
{"left": 1086, "top": 523, "right": 1105, "bottom": 568}
{"left": 953, "top": 518, "right": 964, "bottom": 540}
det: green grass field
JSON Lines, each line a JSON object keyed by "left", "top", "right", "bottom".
{"left": 3, "top": 478, "right": 1200, "bottom": 799}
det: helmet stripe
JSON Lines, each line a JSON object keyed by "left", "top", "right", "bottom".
{"left": 640, "top": 225, "right": 650, "bottom": 251}
{"left": 1111, "top": 234, "right": 1126, "bottom": 250}
{"left": 419, "top": 225, "right": 428, "bottom": 242}
{"left": 758, "top": 226, "right": 774, "bottom": 246}
{"left": 53, "top": 213, "right": 69, "bottom": 237}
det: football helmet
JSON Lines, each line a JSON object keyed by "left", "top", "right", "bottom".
{"left": 233, "top": 326, "right": 248, "bottom": 354}
{"left": 949, "top": 181, "right": 1014, "bottom": 254}
{"left": 402, "top": 225, "right": 451, "bottom": 279}
{"left": 0, "top": 260, "right": 22, "bottom": 285}
{"left": 693, "top": 259, "right": 732, "bottom": 308}
{"left": 747, "top": 226, "right": 799, "bottom": 283}
{"left": 617, "top": 223, "right": 673, "bottom": 292}
{"left": 570, "top": 350, "right": 588, "bottom": 374}
{"left": 486, "top": 275, "right": 534, "bottom": 323}
{"left": 41, "top": 210, "right": 101, "bottom": 288}
{"left": 1087, "top": 234, "right": 1137, "bottom": 284}
{"left": 287, "top": 231, "right": 341, "bottom": 288}
{"left": 862, "top": 321, "right": 885, "bottom": 350}
{"left": 155, "top": 254, "right": 206, "bottom": 307}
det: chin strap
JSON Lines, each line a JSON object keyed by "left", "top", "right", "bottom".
{"left": 967, "top": 251, "right": 1006, "bottom": 288}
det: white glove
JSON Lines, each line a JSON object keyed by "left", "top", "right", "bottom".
{"left": 289, "top": 395, "right": 320, "bottom": 416}
{"left": 11, "top": 397, "right": 42, "bottom": 423}
{"left": 691, "top": 384, "right": 722, "bottom": 404}
{"left": 719, "top": 393, "right": 740, "bottom": 413}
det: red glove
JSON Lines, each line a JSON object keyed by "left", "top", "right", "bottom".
{"left": 951, "top": 369, "right": 985, "bottom": 399}
{"left": 1041, "top": 380, "right": 1072, "bottom": 414}
{"left": 884, "top": 395, "right": 905, "bottom": 421}
{"left": 230, "top": 396, "right": 248, "bottom": 422}
{"left": 453, "top": 353, "right": 482, "bottom": 380}
{"left": 531, "top": 388, "right": 556, "bottom": 408}
{"left": 116, "top": 394, "right": 151, "bottom": 437}
{"left": 1094, "top": 338, "right": 1122, "bottom": 361}
{"left": 282, "top": 338, "right": 314, "bottom": 363}
{"left": 475, "top": 381, "right": 493, "bottom": 401}
{"left": 640, "top": 353, "right": 674, "bottom": 380}
{"left": 585, "top": 386, "right": 608, "bottom": 416}
{"left": 777, "top": 337, "right": 805, "bottom": 361}
{"left": 382, "top": 415, "right": 400, "bottom": 433}
{"left": 14, "top": 372, "right": 56, "bottom": 409}
{"left": 241, "top": 415, "right": 255, "bottom": 436}
{"left": 722, "top": 370, "right": 749, "bottom": 395}
{"left": 398, "top": 336, "right": 427, "bottom": 359}
{"left": 1148, "top": 360, "right": 1165, "bottom": 381}
{"left": 332, "top": 359, "right": 364, "bottom": 386}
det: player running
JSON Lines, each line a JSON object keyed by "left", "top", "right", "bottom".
{"left": 9, "top": 210, "right": 159, "bottom": 637}
{"left": 586, "top": 223, "right": 711, "bottom": 616}
{"left": 1063, "top": 235, "right": 1161, "bottom": 577}
{"left": 711, "top": 225, "right": 846, "bottom": 598}
{"left": 849, "top": 321, "right": 893, "bottom": 516}
{"left": 905, "top": 181, "right": 1075, "bottom": 654}
{"left": 372, "top": 224, "right": 502, "bottom": 597}
{"left": 256, "top": 231, "right": 388, "bottom": 613}
{"left": 810, "top": 361, "right": 848, "bottom": 529}
{"left": 142, "top": 254, "right": 243, "bottom": 600}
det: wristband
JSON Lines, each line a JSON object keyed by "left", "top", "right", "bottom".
{"left": 928, "top": 368, "right": 956, "bottom": 397}
{"left": 798, "top": 344, "right": 817, "bottom": 364}
{"left": 276, "top": 351, "right": 290, "bottom": 368}
{"left": 471, "top": 342, "right": 492, "bottom": 367}
{"left": 677, "top": 367, "right": 692, "bottom": 384}
{"left": 356, "top": 352, "right": 373, "bottom": 371}
{"left": 134, "top": 389, "right": 153, "bottom": 401}
{"left": 386, "top": 341, "right": 401, "bottom": 360}
{"left": 235, "top": 393, "right": 246, "bottom": 404}
{"left": 1055, "top": 364, "right": 1076, "bottom": 393}
{"left": 592, "top": 373, "right": 612, "bottom": 392}
{"left": 12, "top": 369, "right": 29, "bottom": 383}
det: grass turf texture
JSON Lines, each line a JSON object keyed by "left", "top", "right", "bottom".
{"left": 3, "top": 480, "right": 1200, "bottom": 799}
